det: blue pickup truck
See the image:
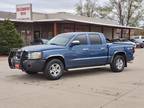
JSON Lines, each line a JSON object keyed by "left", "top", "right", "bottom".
{"left": 8, "top": 32, "right": 135, "bottom": 80}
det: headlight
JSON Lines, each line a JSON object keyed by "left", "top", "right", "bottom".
{"left": 28, "top": 52, "right": 42, "bottom": 59}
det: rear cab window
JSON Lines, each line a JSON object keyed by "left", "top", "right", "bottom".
{"left": 88, "top": 34, "right": 102, "bottom": 45}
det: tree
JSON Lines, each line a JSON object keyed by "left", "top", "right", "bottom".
{"left": 97, "top": 0, "right": 144, "bottom": 26}
{"left": 75, "top": 0, "right": 84, "bottom": 16}
{"left": 75, "top": 0, "right": 97, "bottom": 17}
{"left": 0, "top": 20, "right": 23, "bottom": 55}
{"left": 75, "top": 0, "right": 144, "bottom": 26}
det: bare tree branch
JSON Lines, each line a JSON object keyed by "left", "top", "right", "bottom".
{"left": 75, "top": 0, "right": 144, "bottom": 26}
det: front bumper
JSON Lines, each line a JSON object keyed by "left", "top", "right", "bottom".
{"left": 9, "top": 58, "right": 46, "bottom": 72}
{"left": 8, "top": 49, "right": 46, "bottom": 72}
{"left": 22, "top": 60, "right": 46, "bottom": 72}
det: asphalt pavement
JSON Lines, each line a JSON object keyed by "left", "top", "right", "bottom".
{"left": 0, "top": 49, "right": 144, "bottom": 108}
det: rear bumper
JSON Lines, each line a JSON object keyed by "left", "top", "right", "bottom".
{"left": 127, "top": 56, "right": 134, "bottom": 62}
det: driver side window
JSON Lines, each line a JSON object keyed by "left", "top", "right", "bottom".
{"left": 73, "top": 34, "right": 87, "bottom": 45}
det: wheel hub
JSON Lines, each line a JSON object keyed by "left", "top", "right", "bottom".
{"left": 116, "top": 58, "right": 124, "bottom": 70}
{"left": 50, "top": 63, "right": 61, "bottom": 77}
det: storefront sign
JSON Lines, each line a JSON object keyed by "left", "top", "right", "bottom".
{"left": 16, "top": 4, "right": 32, "bottom": 20}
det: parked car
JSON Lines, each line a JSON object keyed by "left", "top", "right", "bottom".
{"left": 131, "top": 36, "right": 144, "bottom": 43}
{"left": 31, "top": 39, "right": 49, "bottom": 45}
{"left": 8, "top": 32, "right": 135, "bottom": 80}
{"left": 112, "top": 38, "right": 136, "bottom": 47}
{"left": 130, "top": 39, "right": 144, "bottom": 48}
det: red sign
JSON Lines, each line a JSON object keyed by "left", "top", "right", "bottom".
{"left": 16, "top": 4, "right": 32, "bottom": 20}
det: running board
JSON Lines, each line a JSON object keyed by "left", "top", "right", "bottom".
{"left": 68, "top": 65, "right": 109, "bottom": 71}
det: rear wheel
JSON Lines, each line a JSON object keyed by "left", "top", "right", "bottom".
{"left": 110, "top": 55, "right": 125, "bottom": 72}
{"left": 44, "top": 59, "right": 64, "bottom": 80}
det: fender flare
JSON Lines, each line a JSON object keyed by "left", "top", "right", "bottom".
{"left": 110, "top": 51, "right": 127, "bottom": 67}
{"left": 45, "top": 54, "right": 66, "bottom": 69}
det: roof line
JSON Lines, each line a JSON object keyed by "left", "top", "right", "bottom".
{"left": 65, "top": 18, "right": 142, "bottom": 29}
{"left": 0, "top": 18, "right": 142, "bottom": 30}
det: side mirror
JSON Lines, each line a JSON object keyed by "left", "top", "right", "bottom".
{"left": 70, "top": 40, "right": 80, "bottom": 47}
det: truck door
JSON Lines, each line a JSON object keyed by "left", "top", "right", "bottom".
{"left": 67, "top": 34, "right": 90, "bottom": 68}
{"left": 87, "top": 33, "right": 108, "bottom": 66}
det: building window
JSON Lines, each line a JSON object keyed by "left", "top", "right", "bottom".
{"left": 62, "top": 23, "right": 75, "bottom": 33}
{"left": 75, "top": 24, "right": 89, "bottom": 32}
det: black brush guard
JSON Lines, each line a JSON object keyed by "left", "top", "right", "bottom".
{"left": 8, "top": 48, "right": 19, "bottom": 69}
{"left": 8, "top": 48, "right": 28, "bottom": 69}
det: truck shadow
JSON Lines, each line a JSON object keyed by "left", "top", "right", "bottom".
{"left": 7, "top": 73, "right": 45, "bottom": 82}
{"left": 63, "top": 67, "right": 111, "bottom": 78}
{"left": 7, "top": 67, "right": 111, "bottom": 81}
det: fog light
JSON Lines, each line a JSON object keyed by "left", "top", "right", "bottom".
{"left": 28, "top": 64, "right": 32, "bottom": 68}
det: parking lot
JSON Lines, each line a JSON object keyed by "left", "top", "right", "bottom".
{"left": 0, "top": 49, "right": 144, "bottom": 108}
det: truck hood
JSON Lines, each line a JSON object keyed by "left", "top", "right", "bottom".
{"left": 21, "top": 45, "right": 65, "bottom": 52}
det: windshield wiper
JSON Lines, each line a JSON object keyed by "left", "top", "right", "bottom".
{"left": 50, "top": 43, "right": 59, "bottom": 45}
{"left": 49, "top": 43, "right": 64, "bottom": 46}
{"left": 50, "top": 43, "right": 58, "bottom": 45}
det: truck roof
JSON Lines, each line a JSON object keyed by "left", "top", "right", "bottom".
{"left": 61, "top": 32, "right": 102, "bottom": 35}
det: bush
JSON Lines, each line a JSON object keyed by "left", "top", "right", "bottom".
{"left": 0, "top": 20, "right": 23, "bottom": 55}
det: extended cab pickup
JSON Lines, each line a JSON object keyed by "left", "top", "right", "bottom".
{"left": 8, "top": 32, "right": 135, "bottom": 80}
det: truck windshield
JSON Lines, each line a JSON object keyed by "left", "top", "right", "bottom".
{"left": 47, "top": 33, "right": 73, "bottom": 46}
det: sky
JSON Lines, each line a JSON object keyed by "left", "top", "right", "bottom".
{"left": 0, "top": 0, "right": 108, "bottom": 13}
{"left": 0, "top": 0, "right": 143, "bottom": 26}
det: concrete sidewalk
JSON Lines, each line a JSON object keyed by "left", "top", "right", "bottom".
{"left": 0, "top": 56, "right": 8, "bottom": 61}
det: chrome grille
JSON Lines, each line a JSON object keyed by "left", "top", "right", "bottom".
{"left": 16, "top": 51, "right": 28, "bottom": 60}
{"left": 16, "top": 51, "right": 23, "bottom": 60}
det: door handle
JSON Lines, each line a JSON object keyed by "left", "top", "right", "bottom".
{"left": 100, "top": 47, "right": 105, "bottom": 50}
{"left": 82, "top": 48, "right": 89, "bottom": 51}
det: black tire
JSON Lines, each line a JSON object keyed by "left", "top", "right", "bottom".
{"left": 44, "top": 59, "right": 64, "bottom": 80}
{"left": 140, "top": 44, "right": 144, "bottom": 48}
{"left": 25, "top": 71, "right": 38, "bottom": 75}
{"left": 110, "top": 55, "right": 125, "bottom": 72}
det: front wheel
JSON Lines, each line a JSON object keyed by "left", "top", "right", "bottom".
{"left": 110, "top": 55, "right": 125, "bottom": 72}
{"left": 44, "top": 59, "right": 64, "bottom": 80}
